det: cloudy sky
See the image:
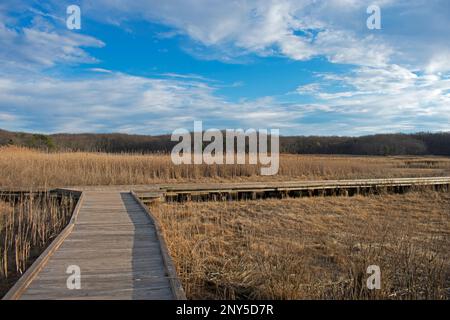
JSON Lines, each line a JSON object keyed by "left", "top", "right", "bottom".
{"left": 0, "top": 0, "right": 449, "bottom": 135}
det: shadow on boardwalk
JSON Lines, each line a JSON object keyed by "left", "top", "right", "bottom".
{"left": 120, "top": 193, "right": 173, "bottom": 300}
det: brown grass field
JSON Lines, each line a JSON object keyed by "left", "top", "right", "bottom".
{"left": 0, "top": 194, "right": 76, "bottom": 297}
{"left": 152, "top": 192, "right": 450, "bottom": 299}
{"left": 0, "top": 146, "right": 449, "bottom": 299}
{"left": 1, "top": 146, "right": 450, "bottom": 189}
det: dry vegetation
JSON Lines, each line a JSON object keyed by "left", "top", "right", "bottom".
{"left": 151, "top": 191, "right": 450, "bottom": 300}
{"left": 0, "top": 194, "right": 76, "bottom": 297}
{"left": 1, "top": 146, "right": 450, "bottom": 189}
{"left": 0, "top": 146, "right": 449, "bottom": 300}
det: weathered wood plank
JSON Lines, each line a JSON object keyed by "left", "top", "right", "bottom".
{"left": 151, "top": 177, "right": 450, "bottom": 202}
{"left": 4, "top": 191, "right": 182, "bottom": 300}
{"left": 156, "top": 177, "right": 450, "bottom": 192}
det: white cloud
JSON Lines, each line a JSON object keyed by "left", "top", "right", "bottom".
{"left": 1, "top": 1, "right": 449, "bottom": 136}
{"left": 1, "top": 67, "right": 449, "bottom": 136}
{"left": 426, "top": 51, "right": 450, "bottom": 74}
{"left": 295, "top": 83, "right": 321, "bottom": 95}
{"left": 89, "top": 68, "right": 113, "bottom": 74}
{"left": 76, "top": 0, "right": 450, "bottom": 74}
{"left": 0, "top": 10, "right": 104, "bottom": 71}
{"left": 297, "top": 64, "right": 450, "bottom": 133}
{"left": 0, "top": 112, "right": 17, "bottom": 121}
{"left": 5, "top": 0, "right": 450, "bottom": 72}
{"left": 74, "top": 0, "right": 394, "bottom": 67}
{"left": 0, "top": 72, "right": 306, "bottom": 134}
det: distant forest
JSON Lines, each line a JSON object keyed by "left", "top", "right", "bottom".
{"left": 1, "top": 129, "right": 450, "bottom": 156}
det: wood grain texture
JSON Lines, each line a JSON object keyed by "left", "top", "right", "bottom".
{"left": 5, "top": 191, "right": 179, "bottom": 300}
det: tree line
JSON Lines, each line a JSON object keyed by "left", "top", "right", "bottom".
{"left": 1, "top": 129, "right": 449, "bottom": 156}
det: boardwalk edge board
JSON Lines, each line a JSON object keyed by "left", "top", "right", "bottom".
{"left": 131, "top": 191, "right": 187, "bottom": 300}
{"left": 2, "top": 190, "right": 85, "bottom": 300}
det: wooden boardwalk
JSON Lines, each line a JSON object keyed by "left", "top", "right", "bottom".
{"left": 3, "top": 177, "right": 450, "bottom": 299}
{"left": 135, "top": 177, "right": 450, "bottom": 203}
{"left": 4, "top": 191, "right": 184, "bottom": 300}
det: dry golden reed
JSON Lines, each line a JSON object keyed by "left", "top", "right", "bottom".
{"left": 151, "top": 191, "right": 450, "bottom": 300}
{"left": 0, "top": 193, "right": 75, "bottom": 297}
{"left": 1, "top": 146, "right": 449, "bottom": 188}
{"left": 0, "top": 146, "right": 449, "bottom": 299}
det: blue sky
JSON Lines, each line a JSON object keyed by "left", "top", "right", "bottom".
{"left": 0, "top": 0, "right": 449, "bottom": 136}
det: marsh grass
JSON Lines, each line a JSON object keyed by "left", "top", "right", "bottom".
{"left": 0, "top": 193, "right": 76, "bottom": 297}
{"left": 151, "top": 191, "right": 450, "bottom": 299}
{"left": 0, "top": 146, "right": 449, "bottom": 299}
{"left": 1, "top": 146, "right": 450, "bottom": 188}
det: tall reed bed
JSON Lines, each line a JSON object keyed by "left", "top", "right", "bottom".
{"left": 1, "top": 146, "right": 449, "bottom": 188}
{"left": 0, "top": 193, "right": 76, "bottom": 296}
{"left": 151, "top": 191, "right": 450, "bottom": 300}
